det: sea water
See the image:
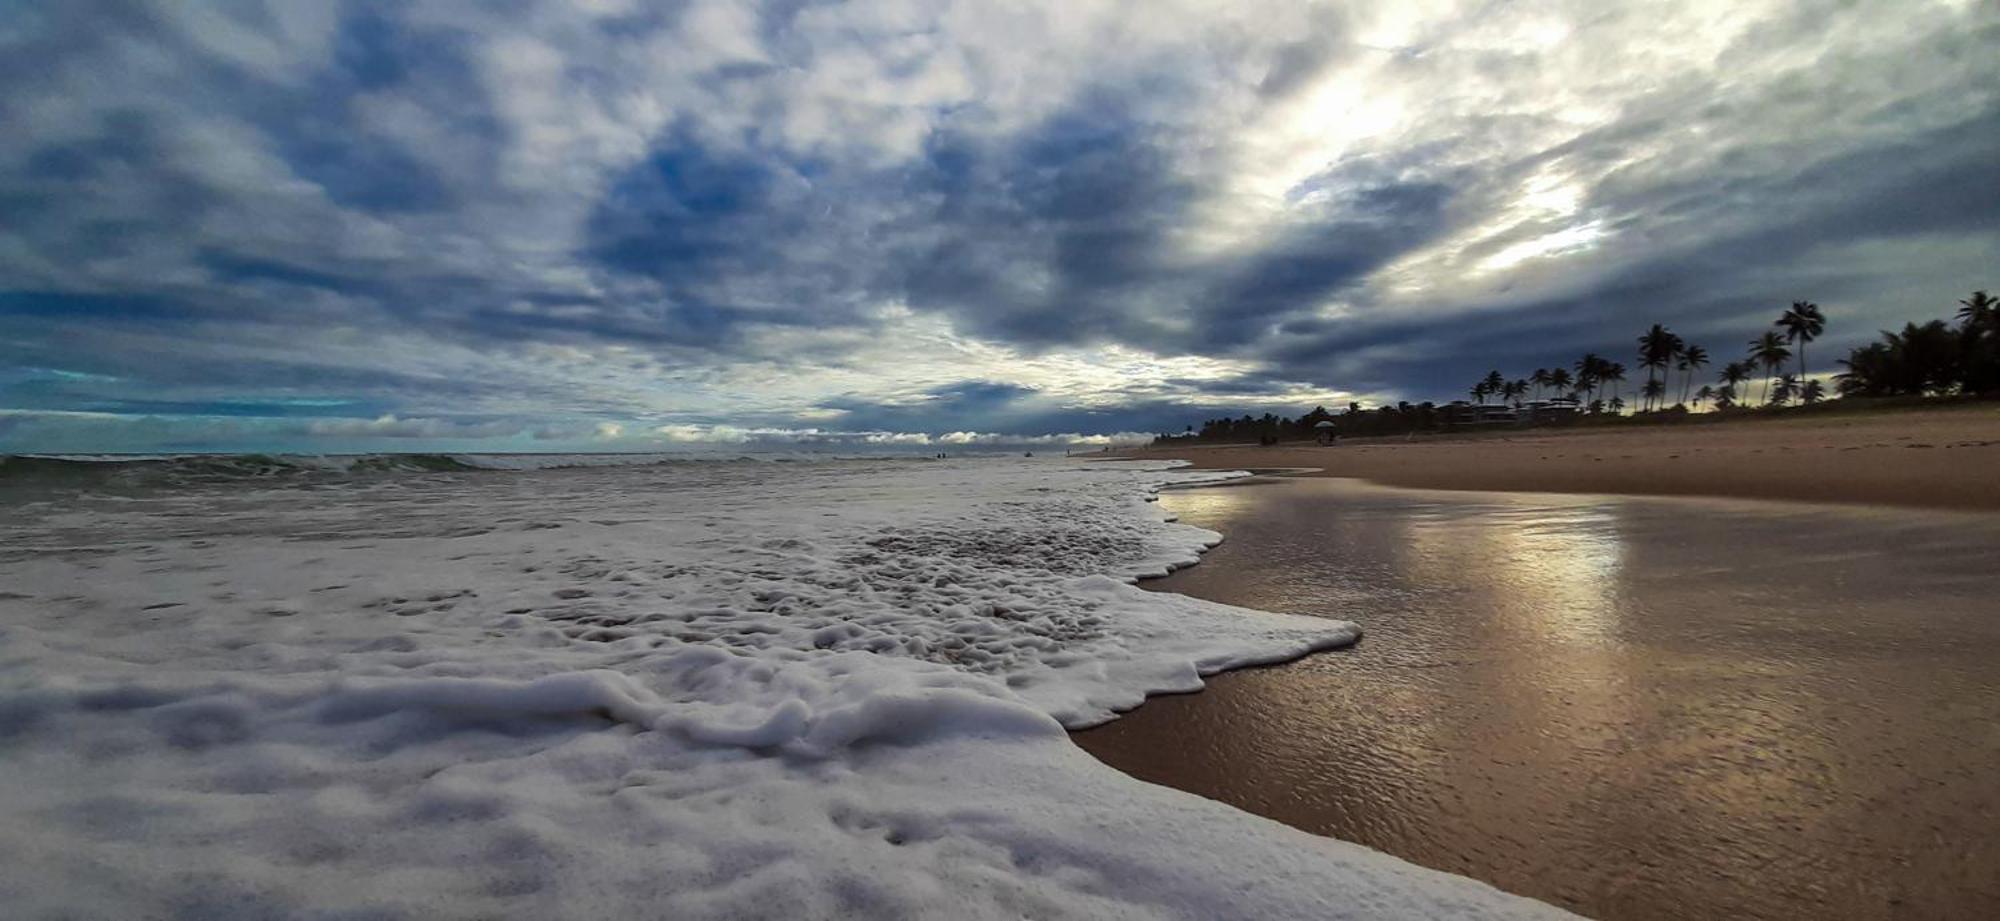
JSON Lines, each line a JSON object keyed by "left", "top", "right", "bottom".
{"left": 0, "top": 454, "right": 1572, "bottom": 920}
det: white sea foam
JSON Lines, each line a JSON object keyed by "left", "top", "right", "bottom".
{"left": 0, "top": 456, "right": 1576, "bottom": 919}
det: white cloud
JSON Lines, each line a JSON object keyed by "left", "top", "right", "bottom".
{"left": 305, "top": 415, "right": 522, "bottom": 439}
{"left": 2, "top": 0, "right": 1994, "bottom": 454}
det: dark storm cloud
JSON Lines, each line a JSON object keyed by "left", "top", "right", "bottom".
{"left": 0, "top": 1, "right": 1996, "bottom": 452}
{"left": 1259, "top": 103, "right": 2000, "bottom": 399}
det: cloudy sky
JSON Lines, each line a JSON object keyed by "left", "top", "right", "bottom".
{"left": 3, "top": 0, "right": 1996, "bottom": 453}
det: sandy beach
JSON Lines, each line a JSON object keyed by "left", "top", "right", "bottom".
{"left": 1075, "top": 472, "right": 2000, "bottom": 920}
{"left": 1114, "top": 404, "right": 2000, "bottom": 511}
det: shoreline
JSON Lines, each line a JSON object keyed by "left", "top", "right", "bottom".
{"left": 1073, "top": 475, "right": 2000, "bottom": 920}
{"left": 1112, "top": 404, "right": 2000, "bottom": 512}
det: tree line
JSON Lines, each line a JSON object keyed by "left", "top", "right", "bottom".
{"left": 1155, "top": 290, "right": 1995, "bottom": 444}
{"left": 1468, "top": 300, "right": 1830, "bottom": 414}
{"left": 1837, "top": 291, "right": 2000, "bottom": 396}
{"left": 1168, "top": 403, "right": 1449, "bottom": 444}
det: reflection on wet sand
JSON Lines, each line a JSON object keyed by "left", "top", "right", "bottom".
{"left": 1075, "top": 478, "right": 2000, "bottom": 921}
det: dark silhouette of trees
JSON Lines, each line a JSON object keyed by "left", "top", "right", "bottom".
{"left": 1837, "top": 320, "right": 1963, "bottom": 396}
{"left": 1778, "top": 301, "right": 1826, "bottom": 383}
{"left": 1957, "top": 290, "right": 1998, "bottom": 328}
{"left": 1772, "top": 373, "right": 1800, "bottom": 406}
{"left": 1153, "top": 287, "right": 2000, "bottom": 447}
{"left": 1602, "top": 362, "right": 1628, "bottom": 413}
{"left": 1637, "top": 325, "right": 1681, "bottom": 411}
{"left": 1748, "top": 330, "right": 1792, "bottom": 405}
{"left": 1719, "top": 360, "right": 1753, "bottom": 407}
{"left": 1575, "top": 354, "right": 1615, "bottom": 407}
{"left": 1834, "top": 292, "right": 1998, "bottom": 397}
{"left": 1158, "top": 402, "right": 1447, "bottom": 444}
{"left": 1472, "top": 370, "right": 1505, "bottom": 404}
{"left": 1678, "top": 344, "right": 1709, "bottom": 406}
{"left": 1959, "top": 291, "right": 2000, "bottom": 394}
{"left": 1548, "top": 367, "right": 1573, "bottom": 396}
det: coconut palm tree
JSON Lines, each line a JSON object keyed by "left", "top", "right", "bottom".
{"left": 1694, "top": 384, "right": 1714, "bottom": 410}
{"left": 1637, "top": 324, "right": 1679, "bottom": 410}
{"left": 1838, "top": 320, "right": 1963, "bottom": 396}
{"left": 1603, "top": 362, "right": 1628, "bottom": 411}
{"left": 1481, "top": 370, "right": 1505, "bottom": 402}
{"left": 1771, "top": 372, "right": 1800, "bottom": 406}
{"left": 1958, "top": 290, "right": 1998, "bottom": 329}
{"left": 1548, "top": 367, "right": 1573, "bottom": 397}
{"left": 1678, "top": 344, "right": 1709, "bottom": 406}
{"left": 1713, "top": 384, "right": 1737, "bottom": 409}
{"left": 1608, "top": 395, "right": 1625, "bottom": 415}
{"left": 1529, "top": 368, "right": 1552, "bottom": 400}
{"left": 1641, "top": 377, "right": 1666, "bottom": 410}
{"left": 1801, "top": 379, "right": 1827, "bottom": 404}
{"left": 1958, "top": 291, "right": 2000, "bottom": 394}
{"left": 1749, "top": 330, "right": 1792, "bottom": 405}
{"left": 1778, "top": 301, "right": 1827, "bottom": 383}
{"left": 1573, "top": 354, "right": 1604, "bottom": 405}
{"left": 1719, "top": 360, "right": 1752, "bottom": 406}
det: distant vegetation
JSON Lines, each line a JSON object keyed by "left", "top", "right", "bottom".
{"left": 1155, "top": 290, "right": 1997, "bottom": 445}
{"left": 1837, "top": 291, "right": 2000, "bottom": 397}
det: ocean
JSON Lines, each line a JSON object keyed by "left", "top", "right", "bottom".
{"left": 0, "top": 453, "right": 1571, "bottom": 919}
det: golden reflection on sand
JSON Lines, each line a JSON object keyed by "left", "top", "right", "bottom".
{"left": 1084, "top": 476, "right": 2000, "bottom": 920}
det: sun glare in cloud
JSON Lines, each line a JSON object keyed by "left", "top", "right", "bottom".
{"left": 1480, "top": 221, "right": 1609, "bottom": 273}
{"left": 0, "top": 0, "right": 1995, "bottom": 452}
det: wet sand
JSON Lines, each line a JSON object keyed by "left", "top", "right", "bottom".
{"left": 1115, "top": 404, "right": 2000, "bottom": 511}
{"left": 1074, "top": 478, "right": 2000, "bottom": 920}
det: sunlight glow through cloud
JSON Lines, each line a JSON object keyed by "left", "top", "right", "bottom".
{"left": 1, "top": 0, "right": 1995, "bottom": 452}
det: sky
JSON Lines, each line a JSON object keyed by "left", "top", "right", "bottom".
{"left": 2, "top": 0, "right": 1997, "bottom": 454}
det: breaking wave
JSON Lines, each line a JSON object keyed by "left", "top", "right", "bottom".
{"left": 0, "top": 451, "right": 772, "bottom": 494}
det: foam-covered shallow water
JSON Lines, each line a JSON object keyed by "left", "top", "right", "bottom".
{"left": 0, "top": 456, "right": 1573, "bottom": 920}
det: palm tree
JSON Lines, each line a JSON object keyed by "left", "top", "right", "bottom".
{"left": 1749, "top": 330, "right": 1792, "bottom": 405}
{"left": 1637, "top": 324, "right": 1679, "bottom": 411}
{"left": 1641, "top": 378, "right": 1666, "bottom": 410}
{"left": 1801, "top": 379, "right": 1827, "bottom": 405}
{"left": 1838, "top": 320, "right": 1962, "bottom": 396}
{"left": 1608, "top": 395, "right": 1625, "bottom": 415}
{"left": 1694, "top": 384, "right": 1714, "bottom": 410}
{"left": 1481, "top": 370, "right": 1505, "bottom": 404}
{"left": 1678, "top": 344, "right": 1709, "bottom": 406}
{"left": 1574, "top": 354, "right": 1604, "bottom": 405}
{"left": 1957, "top": 290, "right": 1998, "bottom": 329}
{"left": 1713, "top": 384, "right": 1737, "bottom": 409}
{"left": 1666, "top": 331, "right": 1687, "bottom": 407}
{"left": 1530, "top": 368, "right": 1552, "bottom": 400}
{"left": 1548, "top": 367, "right": 1573, "bottom": 397}
{"left": 1603, "top": 361, "right": 1628, "bottom": 411}
{"left": 1771, "top": 372, "right": 1800, "bottom": 406}
{"left": 1777, "top": 301, "right": 1827, "bottom": 384}
{"left": 1719, "top": 360, "right": 1752, "bottom": 406}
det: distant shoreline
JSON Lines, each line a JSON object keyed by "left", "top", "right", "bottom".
{"left": 1114, "top": 403, "right": 2000, "bottom": 512}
